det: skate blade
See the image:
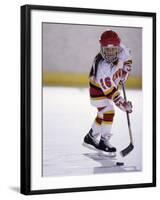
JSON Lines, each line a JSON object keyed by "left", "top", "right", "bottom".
{"left": 97, "top": 150, "right": 116, "bottom": 157}
{"left": 83, "top": 143, "right": 116, "bottom": 157}
{"left": 82, "top": 142, "right": 98, "bottom": 151}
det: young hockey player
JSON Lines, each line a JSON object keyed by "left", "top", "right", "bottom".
{"left": 83, "top": 30, "right": 133, "bottom": 156}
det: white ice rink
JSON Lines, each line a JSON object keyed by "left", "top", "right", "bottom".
{"left": 43, "top": 87, "right": 142, "bottom": 177}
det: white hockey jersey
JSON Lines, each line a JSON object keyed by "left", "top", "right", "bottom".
{"left": 89, "top": 44, "right": 132, "bottom": 107}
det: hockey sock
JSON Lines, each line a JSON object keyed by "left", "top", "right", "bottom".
{"left": 90, "top": 116, "right": 102, "bottom": 138}
{"left": 101, "top": 110, "right": 115, "bottom": 139}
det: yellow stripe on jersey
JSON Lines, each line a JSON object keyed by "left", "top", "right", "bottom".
{"left": 112, "top": 90, "right": 120, "bottom": 100}
{"left": 89, "top": 78, "right": 101, "bottom": 88}
{"left": 103, "top": 110, "right": 115, "bottom": 114}
{"left": 102, "top": 121, "right": 113, "bottom": 125}
{"left": 103, "top": 86, "right": 115, "bottom": 96}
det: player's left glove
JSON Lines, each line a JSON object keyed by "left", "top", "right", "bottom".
{"left": 113, "top": 96, "right": 133, "bottom": 113}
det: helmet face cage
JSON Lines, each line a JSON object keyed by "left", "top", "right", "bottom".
{"left": 99, "top": 30, "right": 121, "bottom": 63}
{"left": 101, "top": 45, "right": 120, "bottom": 63}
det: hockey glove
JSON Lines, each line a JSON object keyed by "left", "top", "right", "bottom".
{"left": 123, "top": 63, "right": 132, "bottom": 73}
{"left": 119, "top": 70, "right": 129, "bottom": 84}
{"left": 113, "top": 96, "right": 132, "bottom": 113}
{"left": 120, "top": 63, "right": 132, "bottom": 83}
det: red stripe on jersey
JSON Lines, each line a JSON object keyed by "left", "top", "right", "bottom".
{"left": 122, "top": 69, "right": 127, "bottom": 76}
{"left": 90, "top": 87, "right": 104, "bottom": 96}
{"left": 103, "top": 113, "right": 115, "bottom": 122}
{"left": 95, "top": 117, "right": 102, "bottom": 125}
{"left": 105, "top": 87, "right": 118, "bottom": 99}
{"left": 89, "top": 82, "right": 105, "bottom": 98}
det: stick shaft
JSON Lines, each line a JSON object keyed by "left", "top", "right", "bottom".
{"left": 121, "top": 83, "right": 133, "bottom": 144}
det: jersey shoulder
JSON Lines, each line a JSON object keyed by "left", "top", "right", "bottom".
{"left": 119, "top": 44, "right": 132, "bottom": 62}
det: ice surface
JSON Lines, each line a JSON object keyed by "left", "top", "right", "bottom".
{"left": 43, "top": 87, "right": 142, "bottom": 177}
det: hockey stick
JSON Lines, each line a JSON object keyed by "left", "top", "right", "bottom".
{"left": 120, "top": 82, "right": 134, "bottom": 157}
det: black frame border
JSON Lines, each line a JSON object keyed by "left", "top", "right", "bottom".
{"left": 20, "top": 4, "right": 156, "bottom": 195}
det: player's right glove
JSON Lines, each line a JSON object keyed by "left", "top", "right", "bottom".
{"left": 113, "top": 95, "right": 132, "bottom": 113}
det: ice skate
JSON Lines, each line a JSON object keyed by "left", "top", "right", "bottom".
{"left": 83, "top": 129, "right": 99, "bottom": 151}
{"left": 97, "top": 138, "right": 117, "bottom": 157}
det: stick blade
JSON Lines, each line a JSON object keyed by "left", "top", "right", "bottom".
{"left": 120, "top": 143, "right": 134, "bottom": 157}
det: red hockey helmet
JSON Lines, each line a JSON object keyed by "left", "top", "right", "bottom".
{"left": 99, "top": 30, "right": 121, "bottom": 63}
{"left": 99, "top": 30, "right": 121, "bottom": 46}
